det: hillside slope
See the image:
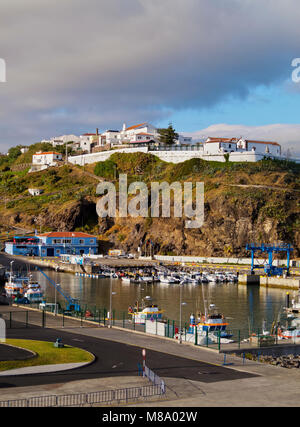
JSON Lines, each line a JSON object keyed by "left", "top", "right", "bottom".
{"left": 0, "top": 151, "right": 299, "bottom": 257}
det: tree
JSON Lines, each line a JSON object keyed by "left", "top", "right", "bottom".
{"left": 158, "top": 123, "right": 179, "bottom": 145}
{"left": 7, "top": 145, "right": 22, "bottom": 161}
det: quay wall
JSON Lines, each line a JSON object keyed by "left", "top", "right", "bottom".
{"left": 225, "top": 344, "right": 300, "bottom": 358}
{"left": 239, "top": 274, "right": 300, "bottom": 290}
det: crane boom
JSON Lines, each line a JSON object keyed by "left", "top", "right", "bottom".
{"left": 36, "top": 266, "right": 81, "bottom": 312}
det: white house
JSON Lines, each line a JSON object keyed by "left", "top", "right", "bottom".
{"left": 29, "top": 151, "right": 63, "bottom": 172}
{"left": 236, "top": 138, "right": 281, "bottom": 156}
{"left": 28, "top": 188, "right": 43, "bottom": 196}
{"left": 79, "top": 130, "right": 102, "bottom": 153}
{"left": 203, "top": 137, "right": 281, "bottom": 156}
{"left": 122, "top": 122, "right": 158, "bottom": 138}
{"left": 101, "top": 129, "right": 122, "bottom": 146}
{"left": 204, "top": 137, "right": 237, "bottom": 154}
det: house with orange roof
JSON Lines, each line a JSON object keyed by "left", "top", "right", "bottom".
{"left": 204, "top": 136, "right": 281, "bottom": 156}
{"left": 120, "top": 122, "right": 159, "bottom": 141}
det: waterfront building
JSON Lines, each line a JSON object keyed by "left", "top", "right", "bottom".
{"left": 4, "top": 232, "right": 98, "bottom": 257}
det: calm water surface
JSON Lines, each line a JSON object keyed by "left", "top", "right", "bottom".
{"left": 33, "top": 269, "right": 289, "bottom": 337}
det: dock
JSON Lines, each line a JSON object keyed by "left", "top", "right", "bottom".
{"left": 239, "top": 273, "right": 300, "bottom": 290}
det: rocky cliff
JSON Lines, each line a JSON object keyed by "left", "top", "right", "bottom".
{"left": 1, "top": 155, "right": 299, "bottom": 257}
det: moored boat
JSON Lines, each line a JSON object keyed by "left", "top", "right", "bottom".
{"left": 24, "top": 281, "right": 44, "bottom": 303}
{"left": 128, "top": 299, "right": 163, "bottom": 324}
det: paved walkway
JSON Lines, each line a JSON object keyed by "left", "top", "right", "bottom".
{"left": 0, "top": 361, "right": 90, "bottom": 376}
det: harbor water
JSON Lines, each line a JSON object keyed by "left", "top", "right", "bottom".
{"left": 31, "top": 269, "right": 289, "bottom": 338}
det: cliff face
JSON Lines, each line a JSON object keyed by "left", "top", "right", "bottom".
{"left": 97, "top": 187, "right": 300, "bottom": 257}
{"left": 2, "top": 155, "right": 300, "bottom": 257}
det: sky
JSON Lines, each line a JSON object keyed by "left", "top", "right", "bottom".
{"left": 0, "top": 0, "right": 300, "bottom": 156}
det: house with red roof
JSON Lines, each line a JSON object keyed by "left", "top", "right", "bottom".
{"left": 5, "top": 231, "right": 98, "bottom": 257}
{"left": 204, "top": 137, "right": 281, "bottom": 156}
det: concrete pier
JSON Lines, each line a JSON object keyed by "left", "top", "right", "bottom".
{"left": 239, "top": 273, "right": 300, "bottom": 290}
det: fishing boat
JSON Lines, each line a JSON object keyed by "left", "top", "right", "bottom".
{"left": 128, "top": 299, "right": 163, "bottom": 324}
{"left": 121, "top": 276, "right": 132, "bottom": 283}
{"left": 24, "top": 281, "right": 44, "bottom": 303}
{"left": 5, "top": 281, "right": 24, "bottom": 297}
{"left": 189, "top": 311, "right": 230, "bottom": 337}
{"left": 4, "top": 264, "right": 26, "bottom": 298}
{"left": 277, "top": 327, "right": 300, "bottom": 340}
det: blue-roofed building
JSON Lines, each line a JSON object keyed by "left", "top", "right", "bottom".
{"left": 5, "top": 232, "right": 98, "bottom": 257}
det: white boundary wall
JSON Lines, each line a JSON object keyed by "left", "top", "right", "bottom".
{"left": 153, "top": 255, "right": 295, "bottom": 266}
{"left": 68, "top": 146, "right": 300, "bottom": 165}
{"left": 145, "top": 319, "right": 165, "bottom": 336}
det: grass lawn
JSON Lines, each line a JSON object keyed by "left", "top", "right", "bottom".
{"left": 0, "top": 339, "right": 94, "bottom": 371}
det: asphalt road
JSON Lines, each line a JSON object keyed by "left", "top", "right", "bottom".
{"left": 0, "top": 325, "right": 256, "bottom": 389}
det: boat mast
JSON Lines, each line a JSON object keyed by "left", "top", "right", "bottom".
{"left": 201, "top": 283, "right": 208, "bottom": 321}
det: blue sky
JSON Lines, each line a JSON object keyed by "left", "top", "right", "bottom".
{"left": 0, "top": 0, "right": 300, "bottom": 155}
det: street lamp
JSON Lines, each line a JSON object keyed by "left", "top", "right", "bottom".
{"left": 9, "top": 260, "right": 14, "bottom": 282}
{"left": 179, "top": 280, "right": 187, "bottom": 344}
{"left": 109, "top": 277, "right": 117, "bottom": 328}
{"left": 55, "top": 283, "right": 60, "bottom": 316}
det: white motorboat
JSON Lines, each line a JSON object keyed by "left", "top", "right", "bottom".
{"left": 121, "top": 276, "right": 132, "bottom": 283}
{"left": 140, "top": 276, "right": 154, "bottom": 283}
{"left": 185, "top": 274, "right": 200, "bottom": 284}
{"left": 158, "top": 275, "right": 176, "bottom": 284}
{"left": 206, "top": 274, "right": 217, "bottom": 283}
{"left": 215, "top": 273, "right": 226, "bottom": 282}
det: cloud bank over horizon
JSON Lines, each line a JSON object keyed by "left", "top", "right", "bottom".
{"left": 0, "top": 0, "right": 300, "bottom": 152}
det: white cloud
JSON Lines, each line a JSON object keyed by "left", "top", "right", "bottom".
{"left": 0, "top": 0, "right": 300, "bottom": 149}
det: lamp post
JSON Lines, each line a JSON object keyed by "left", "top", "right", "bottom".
{"left": 109, "top": 278, "right": 117, "bottom": 328}
{"left": 179, "top": 280, "right": 187, "bottom": 344}
{"left": 54, "top": 283, "right": 60, "bottom": 316}
{"left": 9, "top": 260, "right": 14, "bottom": 283}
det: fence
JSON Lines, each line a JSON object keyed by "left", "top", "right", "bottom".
{"left": 143, "top": 365, "right": 166, "bottom": 394}
{"left": 0, "top": 384, "right": 164, "bottom": 407}
{"left": 4, "top": 305, "right": 296, "bottom": 353}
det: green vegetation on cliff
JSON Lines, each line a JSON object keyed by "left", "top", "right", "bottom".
{"left": 0, "top": 148, "right": 299, "bottom": 256}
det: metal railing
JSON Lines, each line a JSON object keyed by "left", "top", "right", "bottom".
{"left": 0, "top": 384, "right": 164, "bottom": 407}
{"left": 143, "top": 365, "right": 166, "bottom": 394}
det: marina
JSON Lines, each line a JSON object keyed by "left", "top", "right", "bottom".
{"left": 1, "top": 252, "right": 299, "bottom": 347}
{"left": 4, "top": 264, "right": 289, "bottom": 339}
